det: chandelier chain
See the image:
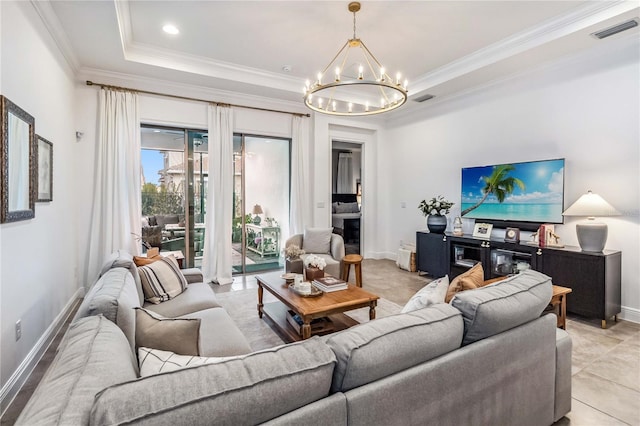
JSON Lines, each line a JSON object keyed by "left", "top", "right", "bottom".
{"left": 353, "top": 10, "right": 357, "bottom": 40}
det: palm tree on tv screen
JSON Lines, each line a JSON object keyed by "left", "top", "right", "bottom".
{"left": 461, "top": 164, "right": 525, "bottom": 216}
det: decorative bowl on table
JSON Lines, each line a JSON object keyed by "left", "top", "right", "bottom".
{"left": 281, "top": 273, "right": 296, "bottom": 283}
{"left": 288, "top": 283, "right": 323, "bottom": 298}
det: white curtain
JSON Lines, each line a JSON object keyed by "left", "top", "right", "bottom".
{"left": 337, "top": 152, "right": 354, "bottom": 193}
{"left": 202, "top": 105, "right": 234, "bottom": 285}
{"left": 86, "top": 89, "right": 141, "bottom": 285}
{"left": 290, "top": 116, "right": 311, "bottom": 235}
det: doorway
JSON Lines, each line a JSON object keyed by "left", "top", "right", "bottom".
{"left": 331, "top": 141, "right": 362, "bottom": 255}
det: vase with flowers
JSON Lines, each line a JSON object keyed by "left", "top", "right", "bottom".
{"left": 303, "top": 254, "right": 327, "bottom": 281}
{"left": 418, "top": 195, "right": 455, "bottom": 234}
{"left": 284, "top": 244, "right": 305, "bottom": 273}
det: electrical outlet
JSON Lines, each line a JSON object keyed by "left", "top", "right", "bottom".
{"left": 15, "top": 320, "right": 22, "bottom": 341}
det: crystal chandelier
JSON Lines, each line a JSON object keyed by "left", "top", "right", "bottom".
{"left": 303, "top": 2, "right": 408, "bottom": 116}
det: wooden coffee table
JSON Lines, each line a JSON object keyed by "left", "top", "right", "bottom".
{"left": 257, "top": 271, "right": 379, "bottom": 341}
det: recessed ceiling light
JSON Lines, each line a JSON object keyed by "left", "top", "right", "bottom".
{"left": 162, "top": 24, "right": 179, "bottom": 35}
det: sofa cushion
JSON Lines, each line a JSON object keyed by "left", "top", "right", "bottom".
{"left": 155, "top": 214, "right": 180, "bottom": 227}
{"left": 135, "top": 308, "right": 201, "bottom": 356}
{"left": 75, "top": 267, "right": 140, "bottom": 351}
{"left": 91, "top": 337, "right": 336, "bottom": 425}
{"left": 326, "top": 304, "right": 463, "bottom": 392}
{"left": 15, "top": 316, "right": 138, "bottom": 426}
{"left": 451, "top": 269, "right": 553, "bottom": 345}
{"left": 143, "top": 282, "right": 221, "bottom": 317}
{"left": 401, "top": 275, "right": 449, "bottom": 313}
{"left": 138, "top": 255, "right": 188, "bottom": 304}
{"left": 177, "top": 308, "right": 252, "bottom": 357}
{"left": 303, "top": 227, "right": 333, "bottom": 254}
{"left": 445, "top": 262, "right": 484, "bottom": 303}
{"left": 100, "top": 249, "right": 144, "bottom": 305}
{"left": 138, "top": 347, "right": 241, "bottom": 377}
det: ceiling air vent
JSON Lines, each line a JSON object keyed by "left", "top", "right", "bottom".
{"left": 591, "top": 19, "right": 638, "bottom": 39}
{"left": 414, "top": 94, "right": 435, "bottom": 103}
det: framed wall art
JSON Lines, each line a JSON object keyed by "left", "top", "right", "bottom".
{"left": 472, "top": 222, "right": 493, "bottom": 240}
{"left": 1, "top": 95, "right": 36, "bottom": 223}
{"left": 37, "top": 135, "right": 53, "bottom": 202}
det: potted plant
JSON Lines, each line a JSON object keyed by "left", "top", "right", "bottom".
{"left": 284, "top": 244, "right": 305, "bottom": 273}
{"left": 418, "top": 195, "right": 455, "bottom": 234}
{"left": 303, "top": 254, "right": 327, "bottom": 281}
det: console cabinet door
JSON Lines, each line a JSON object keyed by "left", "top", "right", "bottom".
{"left": 416, "top": 232, "right": 449, "bottom": 277}
{"left": 541, "top": 249, "right": 621, "bottom": 320}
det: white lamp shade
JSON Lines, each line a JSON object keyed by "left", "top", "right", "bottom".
{"left": 562, "top": 191, "right": 620, "bottom": 218}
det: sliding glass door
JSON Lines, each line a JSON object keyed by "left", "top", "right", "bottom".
{"left": 140, "top": 126, "right": 207, "bottom": 268}
{"left": 232, "top": 134, "right": 291, "bottom": 274}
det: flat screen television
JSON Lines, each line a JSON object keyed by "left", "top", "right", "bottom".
{"left": 461, "top": 158, "right": 565, "bottom": 231}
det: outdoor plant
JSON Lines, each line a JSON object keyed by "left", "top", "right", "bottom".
{"left": 304, "top": 254, "right": 327, "bottom": 270}
{"left": 418, "top": 195, "right": 455, "bottom": 216}
{"left": 284, "top": 244, "right": 305, "bottom": 260}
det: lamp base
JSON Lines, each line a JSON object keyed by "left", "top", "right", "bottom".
{"left": 576, "top": 221, "right": 607, "bottom": 252}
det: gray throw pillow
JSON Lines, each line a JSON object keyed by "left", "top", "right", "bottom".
{"left": 303, "top": 228, "right": 333, "bottom": 254}
{"left": 135, "top": 308, "right": 201, "bottom": 356}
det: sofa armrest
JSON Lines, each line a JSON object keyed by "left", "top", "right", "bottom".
{"left": 330, "top": 233, "right": 345, "bottom": 261}
{"left": 182, "top": 268, "right": 203, "bottom": 284}
{"left": 554, "top": 328, "right": 572, "bottom": 422}
{"left": 286, "top": 234, "right": 303, "bottom": 249}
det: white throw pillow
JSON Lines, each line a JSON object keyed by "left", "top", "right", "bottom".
{"left": 303, "top": 228, "right": 333, "bottom": 254}
{"left": 138, "top": 347, "right": 241, "bottom": 377}
{"left": 401, "top": 275, "right": 450, "bottom": 313}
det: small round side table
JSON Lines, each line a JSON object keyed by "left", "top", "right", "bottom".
{"left": 342, "top": 254, "right": 363, "bottom": 287}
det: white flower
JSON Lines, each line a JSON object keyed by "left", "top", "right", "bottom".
{"left": 304, "top": 254, "right": 326, "bottom": 270}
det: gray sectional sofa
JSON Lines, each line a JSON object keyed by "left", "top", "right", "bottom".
{"left": 16, "top": 252, "right": 572, "bottom": 425}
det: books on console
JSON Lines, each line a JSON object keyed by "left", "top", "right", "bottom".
{"left": 313, "top": 276, "right": 348, "bottom": 292}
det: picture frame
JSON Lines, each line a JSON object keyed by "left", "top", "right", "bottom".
{"left": 37, "top": 135, "right": 53, "bottom": 202}
{"left": 472, "top": 222, "right": 493, "bottom": 239}
{"left": 1, "top": 95, "right": 36, "bottom": 223}
{"left": 504, "top": 227, "right": 520, "bottom": 243}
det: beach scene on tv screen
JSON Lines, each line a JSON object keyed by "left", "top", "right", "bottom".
{"left": 461, "top": 159, "right": 564, "bottom": 223}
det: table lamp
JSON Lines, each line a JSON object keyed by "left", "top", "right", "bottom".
{"left": 252, "top": 204, "right": 263, "bottom": 224}
{"left": 562, "top": 190, "right": 620, "bottom": 252}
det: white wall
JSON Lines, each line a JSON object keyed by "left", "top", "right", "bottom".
{"left": 0, "top": 1, "right": 79, "bottom": 399}
{"left": 380, "top": 35, "right": 640, "bottom": 321}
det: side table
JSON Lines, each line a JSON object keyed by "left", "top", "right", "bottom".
{"left": 551, "top": 285, "right": 572, "bottom": 330}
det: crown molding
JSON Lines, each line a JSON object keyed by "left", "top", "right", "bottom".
{"left": 29, "top": 0, "right": 80, "bottom": 73}
{"left": 77, "top": 67, "right": 308, "bottom": 114}
{"left": 409, "top": 0, "right": 638, "bottom": 97}
{"left": 388, "top": 31, "right": 640, "bottom": 128}
{"left": 114, "top": 0, "right": 303, "bottom": 95}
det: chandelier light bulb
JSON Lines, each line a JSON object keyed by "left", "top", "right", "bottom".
{"left": 348, "top": 102, "right": 353, "bottom": 113}
{"left": 308, "top": 94, "right": 313, "bottom": 103}
{"left": 380, "top": 67, "right": 385, "bottom": 81}
{"left": 404, "top": 79, "right": 408, "bottom": 90}
{"left": 335, "top": 67, "right": 341, "bottom": 81}
{"left": 317, "top": 72, "right": 322, "bottom": 84}
{"left": 318, "top": 98, "right": 323, "bottom": 108}
{"left": 305, "top": 79, "right": 310, "bottom": 88}
{"left": 358, "top": 65, "right": 364, "bottom": 79}
{"left": 332, "top": 101, "right": 336, "bottom": 112}
{"left": 396, "top": 72, "right": 401, "bottom": 84}
{"left": 365, "top": 101, "right": 369, "bottom": 112}
{"left": 380, "top": 97, "right": 385, "bottom": 108}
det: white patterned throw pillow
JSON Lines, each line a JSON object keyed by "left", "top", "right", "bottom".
{"left": 138, "top": 347, "right": 241, "bottom": 377}
{"left": 401, "top": 275, "right": 450, "bottom": 313}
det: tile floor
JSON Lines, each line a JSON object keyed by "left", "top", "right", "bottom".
{"left": 1, "top": 259, "right": 639, "bottom": 425}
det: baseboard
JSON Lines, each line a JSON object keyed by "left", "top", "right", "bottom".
{"left": 0, "top": 288, "right": 82, "bottom": 416}
{"left": 365, "top": 251, "right": 397, "bottom": 260}
{"left": 619, "top": 306, "right": 640, "bottom": 324}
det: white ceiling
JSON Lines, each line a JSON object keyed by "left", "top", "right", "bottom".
{"left": 40, "top": 0, "right": 639, "bottom": 114}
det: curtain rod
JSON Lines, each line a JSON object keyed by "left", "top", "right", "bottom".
{"left": 85, "top": 81, "right": 310, "bottom": 118}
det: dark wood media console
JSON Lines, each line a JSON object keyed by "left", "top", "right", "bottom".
{"left": 416, "top": 231, "right": 621, "bottom": 328}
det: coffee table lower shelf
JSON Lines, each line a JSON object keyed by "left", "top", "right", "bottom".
{"left": 262, "top": 302, "right": 359, "bottom": 343}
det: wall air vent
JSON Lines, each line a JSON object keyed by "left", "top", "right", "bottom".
{"left": 591, "top": 19, "right": 638, "bottom": 39}
{"left": 414, "top": 94, "right": 435, "bottom": 103}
